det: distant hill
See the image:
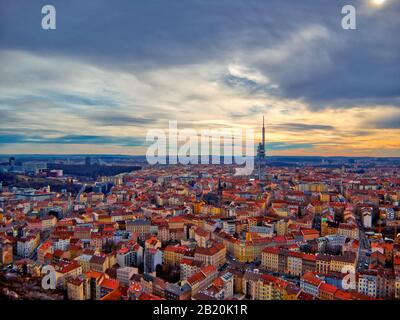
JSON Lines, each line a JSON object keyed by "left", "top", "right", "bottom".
{"left": 47, "top": 164, "right": 141, "bottom": 179}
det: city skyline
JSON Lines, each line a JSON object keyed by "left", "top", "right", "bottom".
{"left": 0, "top": 0, "right": 399, "bottom": 157}
{"left": 1, "top": 0, "right": 400, "bottom": 305}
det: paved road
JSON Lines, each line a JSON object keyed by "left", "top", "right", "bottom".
{"left": 356, "top": 215, "right": 370, "bottom": 271}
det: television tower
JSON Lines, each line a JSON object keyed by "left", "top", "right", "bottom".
{"left": 262, "top": 115, "right": 265, "bottom": 153}
{"left": 257, "top": 116, "right": 267, "bottom": 180}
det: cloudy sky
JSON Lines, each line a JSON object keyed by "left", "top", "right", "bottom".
{"left": 0, "top": 0, "right": 399, "bottom": 156}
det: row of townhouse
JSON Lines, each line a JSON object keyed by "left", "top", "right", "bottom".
{"left": 262, "top": 247, "right": 357, "bottom": 277}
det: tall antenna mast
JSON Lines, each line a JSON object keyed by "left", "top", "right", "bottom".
{"left": 262, "top": 115, "right": 265, "bottom": 148}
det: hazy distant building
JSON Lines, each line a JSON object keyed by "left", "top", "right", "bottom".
{"left": 9, "top": 157, "right": 15, "bottom": 167}
{"left": 22, "top": 161, "right": 47, "bottom": 174}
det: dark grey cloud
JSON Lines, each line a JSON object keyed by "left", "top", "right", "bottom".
{"left": 0, "top": 133, "right": 144, "bottom": 146}
{"left": 272, "top": 123, "right": 335, "bottom": 131}
{"left": 230, "top": 105, "right": 271, "bottom": 119}
{"left": 0, "top": 127, "right": 61, "bottom": 136}
{"left": 90, "top": 114, "right": 156, "bottom": 127}
{"left": 223, "top": 75, "right": 276, "bottom": 97}
{"left": 365, "top": 112, "right": 400, "bottom": 129}
{"left": 0, "top": 0, "right": 398, "bottom": 110}
{"left": 0, "top": 110, "right": 19, "bottom": 123}
{"left": 0, "top": 94, "right": 119, "bottom": 110}
{"left": 48, "top": 93, "right": 121, "bottom": 108}
{"left": 340, "top": 130, "right": 374, "bottom": 137}
{"left": 267, "top": 142, "right": 315, "bottom": 151}
{"left": 0, "top": 93, "right": 156, "bottom": 128}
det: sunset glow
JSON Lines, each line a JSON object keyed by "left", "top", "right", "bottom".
{"left": 0, "top": 1, "right": 399, "bottom": 157}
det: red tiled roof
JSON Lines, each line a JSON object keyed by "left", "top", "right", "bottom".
{"left": 187, "top": 272, "right": 206, "bottom": 286}
{"left": 334, "top": 290, "right": 352, "bottom": 300}
{"left": 100, "top": 278, "right": 120, "bottom": 290}
{"left": 85, "top": 271, "right": 103, "bottom": 279}
{"left": 201, "top": 265, "right": 217, "bottom": 276}
{"left": 169, "top": 216, "right": 186, "bottom": 223}
{"left": 302, "top": 254, "right": 317, "bottom": 262}
{"left": 195, "top": 243, "right": 225, "bottom": 256}
{"left": 262, "top": 246, "right": 280, "bottom": 255}
{"left": 319, "top": 283, "right": 338, "bottom": 295}
{"left": 138, "top": 292, "right": 164, "bottom": 300}
{"left": 100, "top": 288, "right": 122, "bottom": 301}
{"left": 302, "top": 272, "right": 323, "bottom": 287}
{"left": 164, "top": 245, "right": 189, "bottom": 254}
{"left": 288, "top": 251, "right": 303, "bottom": 259}
{"left": 301, "top": 229, "right": 319, "bottom": 235}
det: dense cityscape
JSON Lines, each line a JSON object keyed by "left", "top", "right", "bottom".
{"left": 0, "top": 0, "right": 399, "bottom": 308}
{"left": 1, "top": 122, "right": 399, "bottom": 301}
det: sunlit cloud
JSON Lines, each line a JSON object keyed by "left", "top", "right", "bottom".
{"left": 0, "top": 0, "right": 399, "bottom": 156}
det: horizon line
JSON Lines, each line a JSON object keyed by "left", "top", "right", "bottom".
{"left": 0, "top": 153, "right": 399, "bottom": 159}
